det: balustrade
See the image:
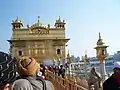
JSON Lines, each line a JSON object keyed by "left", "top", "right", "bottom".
{"left": 46, "top": 70, "right": 89, "bottom": 90}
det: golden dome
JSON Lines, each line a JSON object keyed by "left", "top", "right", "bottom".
{"left": 31, "top": 22, "right": 42, "bottom": 28}
{"left": 30, "top": 16, "right": 47, "bottom": 29}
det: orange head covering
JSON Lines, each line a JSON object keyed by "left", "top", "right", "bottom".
{"left": 17, "top": 56, "right": 40, "bottom": 76}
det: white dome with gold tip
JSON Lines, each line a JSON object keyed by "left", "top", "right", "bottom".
{"left": 12, "top": 17, "right": 22, "bottom": 23}
{"left": 30, "top": 16, "right": 47, "bottom": 29}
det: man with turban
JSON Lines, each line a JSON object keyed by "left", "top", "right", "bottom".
{"left": 14, "top": 56, "right": 54, "bottom": 90}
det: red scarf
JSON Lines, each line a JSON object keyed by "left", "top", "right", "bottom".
{"left": 114, "top": 74, "right": 120, "bottom": 85}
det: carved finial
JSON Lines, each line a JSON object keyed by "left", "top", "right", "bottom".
{"left": 58, "top": 16, "right": 60, "bottom": 20}
{"left": 38, "top": 16, "right": 40, "bottom": 23}
{"left": 57, "top": 16, "right": 61, "bottom": 22}
{"left": 99, "top": 32, "right": 101, "bottom": 39}
{"left": 15, "top": 17, "right": 19, "bottom": 22}
{"left": 16, "top": 17, "right": 18, "bottom": 20}
{"left": 97, "top": 32, "right": 105, "bottom": 45}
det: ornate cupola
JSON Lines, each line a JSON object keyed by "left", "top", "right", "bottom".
{"left": 94, "top": 32, "right": 109, "bottom": 63}
{"left": 12, "top": 17, "right": 23, "bottom": 29}
{"left": 55, "top": 16, "right": 66, "bottom": 29}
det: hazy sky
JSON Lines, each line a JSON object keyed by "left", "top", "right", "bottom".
{"left": 0, "top": 0, "right": 120, "bottom": 58}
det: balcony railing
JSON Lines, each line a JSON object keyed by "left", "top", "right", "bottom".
{"left": 46, "top": 70, "right": 88, "bottom": 90}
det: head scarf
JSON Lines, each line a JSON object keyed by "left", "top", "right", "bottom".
{"left": 0, "top": 52, "right": 16, "bottom": 86}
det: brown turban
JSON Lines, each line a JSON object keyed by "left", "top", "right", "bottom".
{"left": 17, "top": 56, "right": 40, "bottom": 76}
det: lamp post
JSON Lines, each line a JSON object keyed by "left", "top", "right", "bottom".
{"left": 94, "top": 33, "right": 108, "bottom": 82}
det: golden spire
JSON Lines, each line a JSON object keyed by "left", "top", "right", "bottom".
{"left": 97, "top": 32, "right": 104, "bottom": 45}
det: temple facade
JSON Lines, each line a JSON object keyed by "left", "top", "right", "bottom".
{"left": 8, "top": 16, "right": 70, "bottom": 63}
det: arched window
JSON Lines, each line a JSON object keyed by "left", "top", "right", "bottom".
{"left": 102, "top": 49, "right": 105, "bottom": 55}
{"left": 18, "top": 51, "right": 22, "bottom": 56}
{"left": 57, "top": 49, "right": 61, "bottom": 54}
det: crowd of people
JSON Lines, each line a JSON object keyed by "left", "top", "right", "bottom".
{"left": 39, "top": 60, "right": 120, "bottom": 90}
{"left": 1, "top": 51, "right": 120, "bottom": 90}
{"left": 38, "top": 63, "right": 66, "bottom": 79}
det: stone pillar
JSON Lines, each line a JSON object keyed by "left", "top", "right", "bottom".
{"left": 99, "top": 61, "right": 108, "bottom": 82}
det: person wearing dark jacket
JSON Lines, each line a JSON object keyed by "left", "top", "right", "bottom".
{"left": 103, "top": 61, "right": 120, "bottom": 90}
{"left": 0, "top": 51, "right": 17, "bottom": 90}
{"left": 58, "top": 65, "right": 65, "bottom": 78}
